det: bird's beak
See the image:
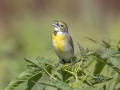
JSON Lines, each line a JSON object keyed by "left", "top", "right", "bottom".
{"left": 51, "top": 23, "right": 58, "bottom": 27}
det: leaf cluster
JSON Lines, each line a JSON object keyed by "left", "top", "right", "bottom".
{"left": 5, "top": 39, "right": 120, "bottom": 90}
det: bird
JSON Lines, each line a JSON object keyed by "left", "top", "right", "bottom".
{"left": 51, "top": 20, "right": 74, "bottom": 66}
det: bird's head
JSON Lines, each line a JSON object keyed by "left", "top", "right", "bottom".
{"left": 51, "top": 20, "right": 68, "bottom": 33}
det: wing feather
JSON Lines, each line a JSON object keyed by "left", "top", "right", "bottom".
{"left": 68, "top": 34, "right": 74, "bottom": 53}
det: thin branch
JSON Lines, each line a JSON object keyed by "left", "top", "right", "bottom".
{"left": 44, "top": 69, "right": 57, "bottom": 80}
{"left": 80, "top": 65, "right": 95, "bottom": 86}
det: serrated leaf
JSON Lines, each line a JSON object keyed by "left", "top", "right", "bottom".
{"left": 97, "top": 49, "right": 120, "bottom": 74}
{"left": 95, "top": 59, "right": 120, "bottom": 75}
{"left": 77, "top": 42, "right": 84, "bottom": 55}
{"left": 25, "top": 57, "right": 54, "bottom": 69}
{"left": 5, "top": 66, "right": 43, "bottom": 90}
{"left": 51, "top": 65, "right": 63, "bottom": 81}
{"left": 85, "top": 74, "right": 113, "bottom": 85}
{"left": 83, "top": 74, "right": 112, "bottom": 86}
{"left": 25, "top": 73, "right": 42, "bottom": 90}
{"left": 41, "top": 79, "right": 71, "bottom": 90}
{"left": 85, "top": 37, "right": 98, "bottom": 44}
{"left": 109, "top": 57, "right": 119, "bottom": 66}
{"left": 100, "top": 49, "right": 120, "bottom": 59}
{"left": 5, "top": 57, "right": 53, "bottom": 90}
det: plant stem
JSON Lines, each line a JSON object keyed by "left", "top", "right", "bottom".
{"left": 113, "top": 74, "right": 120, "bottom": 90}
{"left": 75, "top": 74, "right": 79, "bottom": 82}
{"left": 44, "top": 69, "right": 57, "bottom": 80}
{"left": 79, "top": 65, "right": 94, "bottom": 86}
{"left": 63, "top": 69, "right": 78, "bottom": 82}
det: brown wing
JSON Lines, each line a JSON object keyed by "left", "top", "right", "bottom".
{"left": 68, "top": 34, "right": 74, "bottom": 53}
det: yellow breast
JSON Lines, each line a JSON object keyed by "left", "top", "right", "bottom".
{"left": 52, "top": 33, "right": 65, "bottom": 53}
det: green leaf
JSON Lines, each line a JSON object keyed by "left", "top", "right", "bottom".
{"left": 85, "top": 37, "right": 98, "bottom": 44}
{"left": 94, "top": 60, "right": 106, "bottom": 75}
{"left": 51, "top": 64, "right": 63, "bottom": 81}
{"left": 102, "top": 40, "right": 111, "bottom": 48}
{"left": 95, "top": 58, "right": 120, "bottom": 74}
{"left": 98, "top": 49, "right": 120, "bottom": 74}
{"left": 109, "top": 57, "right": 119, "bottom": 66}
{"left": 25, "top": 57, "right": 54, "bottom": 69}
{"left": 5, "top": 57, "right": 54, "bottom": 90}
{"left": 72, "top": 56, "right": 79, "bottom": 63}
{"left": 25, "top": 73, "right": 42, "bottom": 90}
{"left": 51, "top": 70, "right": 62, "bottom": 81}
{"left": 69, "top": 82, "right": 80, "bottom": 88}
{"left": 103, "top": 84, "right": 106, "bottom": 90}
{"left": 5, "top": 66, "right": 43, "bottom": 90}
{"left": 107, "top": 72, "right": 118, "bottom": 90}
{"left": 61, "top": 69, "right": 73, "bottom": 83}
{"left": 100, "top": 49, "right": 120, "bottom": 59}
{"left": 77, "top": 42, "right": 84, "bottom": 55}
{"left": 37, "top": 84, "right": 46, "bottom": 90}
{"left": 85, "top": 74, "right": 113, "bottom": 85}
{"left": 41, "top": 79, "right": 71, "bottom": 90}
{"left": 83, "top": 58, "right": 95, "bottom": 68}
{"left": 104, "top": 60, "right": 120, "bottom": 74}
{"left": 72, "top": 88, "right": 84, "bottom": 90}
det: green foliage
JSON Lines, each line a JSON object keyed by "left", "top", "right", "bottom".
{"left": 41, "top": 79, "right": 71, "bottom": 90}
{"left": 5, "top": 39, "right": 120, "bottom": 90}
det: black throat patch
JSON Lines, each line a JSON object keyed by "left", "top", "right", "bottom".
{"left": 54, "top": 31, "right": 57, "bottom": 36}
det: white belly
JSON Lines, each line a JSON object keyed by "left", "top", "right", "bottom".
{"left": 52, "top": 40, "right": 74, "bottom": 62}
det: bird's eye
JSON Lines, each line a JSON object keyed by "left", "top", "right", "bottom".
{"left": 60, "top": 25, "right": 64, "bottom": 27}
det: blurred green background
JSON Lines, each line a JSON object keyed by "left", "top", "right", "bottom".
{"left": 0, "top": 0, "right": 120, "bottom": 90}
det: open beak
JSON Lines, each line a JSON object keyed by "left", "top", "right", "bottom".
{"left": 51, "top": 23, "right": 58, "bottom": 27}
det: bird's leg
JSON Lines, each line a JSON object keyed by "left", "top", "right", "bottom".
{"left": 55, "top": 61, "right": 60, "bottom": 67}
{"left": 55, "top": 58, "right": 62, "bottom": 67}
{"left": 70, "top": 59, "right": 74, "bottom": 67}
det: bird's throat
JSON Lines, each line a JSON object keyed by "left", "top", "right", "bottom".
{"left": 54, "top": 31, "right": 57, "bottom": 36}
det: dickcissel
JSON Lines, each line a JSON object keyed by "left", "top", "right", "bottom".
{"left": 51, "top": 20, "right": 74, "bottom": 65}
